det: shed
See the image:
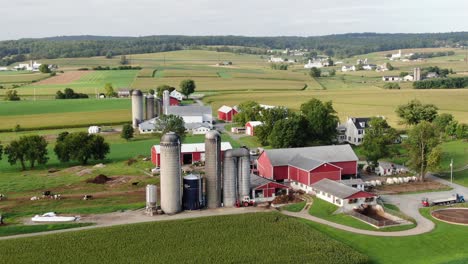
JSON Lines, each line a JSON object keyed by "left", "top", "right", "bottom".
{"left": 245, "top": 121, "right": 263, "bottom": 136}
{"left": 217, "top": 105, "right": 238, "bottom": 122}
{"left": 250, "top": 174, "right": 291, "bottom": 202}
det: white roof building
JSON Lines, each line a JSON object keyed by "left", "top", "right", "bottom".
{"left": 153, "top": 142, "right": 233, "bottom": 153}
{"left": 170, "top": 90, "right": 184, "bottom": 101}
{"left": 304, "top": 59, "right": 324, "bottom": 69}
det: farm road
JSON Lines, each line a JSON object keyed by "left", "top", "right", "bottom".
{"left": 284, "top": 174, "right": 468, "bottom": 237}
{"left": 0, "top": 207, "right": 268, "bottom": 241}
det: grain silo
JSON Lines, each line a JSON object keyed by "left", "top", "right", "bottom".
{"left": 222, "top": 148, "right": 250, "bottom": 207}
{"left": 131, "top": 90, "right": 144, "bottom": 128}
{"left": 145, "top": 94, "right": 155, "bottom": 120}
{"left": 205, "top": 130, "right": 221, "bottom": 208}
{"left": 163, "top": 90, "right": 170, "bottom": 115}
{"left": 155, "top": 97, "right": 163, "bottom": 117}
{"left": 159, "top": 132, "right": 182, "bottom": 214}
{"left": 145, "top": 184, "right": 158, "bottom": 216}
{"left": 182, "top": 174, "right": 202, "bottom": 210}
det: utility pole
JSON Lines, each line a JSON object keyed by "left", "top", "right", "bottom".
{"left": 450, "top": 159, "right": 453, "bottom": 183}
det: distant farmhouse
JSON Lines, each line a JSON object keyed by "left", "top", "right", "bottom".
{"left": 337, "top": 117, "right": 371, "bottom": 146}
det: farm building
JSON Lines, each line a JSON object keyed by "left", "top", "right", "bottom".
{"left": 151, "top": 142, "right": 233, "bottom": 166}
{"left": 167, "top": 105, "right": 213, "bottom": 126}
{"left": 311, "top": 179, "right": 377, "bottom": 210}
{"left": 185, "top": 123, "right": 212, "bottom": 135}
{"left": 231, "top": 127, "right": 246, "bottom": 134}
{"left": 382, "top": 76, "right": 402, "bottom": 82}
{"left": 338, "top": 117, "right": 371, "bottom": 146}
{"left": 250, "top": 174, "right": 291, "bottom": 202}
{"left": 118, "top": 88, "right": 131, "bottom": 98}
{"left": 169, "top": 96, "right": 181, "bottom": 106}
{"left": 170, "top": 90, "right": 184, "bottom": 101}
{"left": 257, "top": 144, "right": 359, "bottom": 191}
{"left": 245, "top": 121, "right": 263, "bottom": 136}
{"left": 218, "top": 105, "right": 238, "bottom": 122}
{"left": 340, "top": 178, "right": 366, "bottom": 191}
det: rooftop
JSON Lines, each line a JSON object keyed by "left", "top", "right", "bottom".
{"left": 167, "top": 105, "right": 212, "bottom": 116}
{"left": 312, "top": 179, "right": 362, "bottom": 199}
{"left": 218, "top": 105, "right": 233, "bottom": 113}
{"left": 153, "top": 142, "right": 232, "bottom": 153}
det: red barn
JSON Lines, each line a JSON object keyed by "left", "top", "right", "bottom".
{"left": 217, "top": 105, "right": 238, "bottom": 122}
{"left": 257, "top": 145, "right": 358, "bottom": 191}
{"left": 151, "top": 142, "right": 232, "bottom": 167}
{"left": 169, "top": 96, "right": 181, "bottom": 106}
{"left": 245, "top": 121, "right": 263, "bottom": 136}
{"left": 251, "top": 174, "right": 291, "bottom": 202}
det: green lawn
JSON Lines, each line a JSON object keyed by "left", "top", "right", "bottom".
{"left": 0, "top": 223, "right": 93, "bottom": 237}
{"left": 303, "top": 208, "right": 468, "bottom": 264}
{"left": 283, "top": 201, "right": 306, "bottom": 212}
{"left": 0, "top": 213, "right": 368, "bottom": 264}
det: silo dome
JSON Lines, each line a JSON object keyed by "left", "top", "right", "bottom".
{"left": 132, "top": 89, "right": 143, "bottom": 96}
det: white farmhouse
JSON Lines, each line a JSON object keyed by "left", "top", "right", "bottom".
{"left": 304, "top": 59, "right": 324, "bottom": 69}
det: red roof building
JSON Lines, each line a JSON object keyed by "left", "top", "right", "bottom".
{"left": 169, "top": 96, "right": 181, "bottom": 106}
{"left": 245, "top": 121, "right": 263, "bottom": 136}
{"left": 217, "top": 105, "right": 238, "bottom": 122}
{"left": 250, "top": 174, "right": 291, "bottom": 202}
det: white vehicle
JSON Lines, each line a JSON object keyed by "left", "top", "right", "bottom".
{"left": 31, "top": 212, "right": 78, "bottom": 222}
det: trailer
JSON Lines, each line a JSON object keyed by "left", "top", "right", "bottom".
{"left": 422, "top": 194, "right": 465, "bottom": 207}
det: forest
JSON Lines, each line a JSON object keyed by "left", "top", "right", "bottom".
{"left": 0, "top": 32, "right": 467, "bottom": 65}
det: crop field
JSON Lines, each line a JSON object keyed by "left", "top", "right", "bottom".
{"left": 0, "top": 213, "right": 369, "bottom": 264}
{"left": 0, "top": 99, "right": 130, "bottom": 130}
{"left": 303, "top": 209, "right": 468, "bottom": 264}
{"left": 136, "top": 68, "right": 156, "bottom": 77}
{"left": 33, "top": 71, "right": 91, "bottom": 85}
{"left": 0, "top": 72, "right": 49, "bottom": 86}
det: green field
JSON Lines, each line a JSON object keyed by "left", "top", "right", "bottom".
{"left": 0, "top": 213, "right": 369, "bottom": 264}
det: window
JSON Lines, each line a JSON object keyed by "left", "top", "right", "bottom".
{"left": 365, "top": 197, "right": 374, "bottom": 202}
{"left": 358, "top": 129, "right": 363, "bottom": 135}
{"left": 348, "top": 199, "right": 358, "bottom": 204}
{"left": 358, "top": 138, "right": 362, "bottom": 143}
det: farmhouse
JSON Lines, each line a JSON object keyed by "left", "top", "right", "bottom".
{"left": 268, "top": 56, "right": 284, "bottom": 63}
{"left": 151, "top": 142, "right": 233, "bottom": 166}
{"left": 337, "top": 117, "right": 371, "bottom": 146}
{"left": 341, "top": 65, "right": 356, "bottom": 72}
{"left": 250, "top": 174, "right": 291, "bottom": 202}
{"left": 362, "top": 64, "right": 377, "bottom": 70}
{"left": 14, "top": 60, "right": 42, "bottom": 71}
{"left": 304, "top": 59, "right": 324, "bottom": 69}
{"left": 311, "top": 179, "right": 377, "bottom": 210}
{"left": 245, "top": 121, "right": 263, "bottom": 136}
{"left": 382, "top": 76, "right": 402, "bottom": 82}
{"left": 256, "top": 144, "right": 359, "bottom": 191}
{"left": 118, "top": 88, "right": 131, "bottom": 98}
{"left": 217, "top": 105, "right": 238, "bottom": 122}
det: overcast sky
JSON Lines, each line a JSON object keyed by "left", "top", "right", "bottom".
{"left": 1, "top": 0, "right": 467, "bottom": 40}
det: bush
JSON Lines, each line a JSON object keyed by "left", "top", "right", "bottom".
{"left": 383, "top": 83, "right": 400, "bottom": 89}
{"left": 55, "top": 88, "right": 89, "bottom": 99}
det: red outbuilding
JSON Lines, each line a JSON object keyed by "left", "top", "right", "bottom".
{"left": 169, "top": 96, "right": 181, "bottom": 106}
{"left": 250, "top": 174, "right": 291, "bottom": 202}
{"left": 245, "top": 121, "right": 263, "bottom": 136}
{"left": 151, "top": 142, "right": 232, "bottom": 167}
{"left": 257, "top": 145, "right": 358, "bottom": 190}
{"left": 217, "top": 105, "right": 238, "bottom": 122}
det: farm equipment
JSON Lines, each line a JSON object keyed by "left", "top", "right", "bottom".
{"left": 422, "top": 194, "right": 465, "bottom": 207}
{"left": 235, "top": 196, "right": 256, "bottom": 207}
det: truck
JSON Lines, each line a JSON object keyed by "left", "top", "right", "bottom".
{"left": 422, "top": 193, "right": 465, "bottom": 207}
{"left": 235, "top": 196, "right": 256, "bottom": 207}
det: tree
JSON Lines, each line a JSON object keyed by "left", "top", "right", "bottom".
{"left": 268, "top": 114, "right": 308, "bottom": 148}
{"left": 361, "top": 117, "right": 398, "bottom": 166}
{"left": 233, "top": 101, "right": 262, "bottom": 125}
{"left": 399, "top": 71, "right": 409, "bottom": 77}
{"left": 154, "top": 115, "right": 186, "bottom": 141}
{"left": 456, "top": 123, "right": 468, "bottom": 140}
{"left": 156, "top": 84, "right": 175, "bottom": 98}
{"left": 300, "top": 98, "right": 339, "bottom": 144}
{"left": 255, "top": 107, "right": 292, "bottom": 146}
{"left": 180, "top": 79, "right": 196, "bottom": 99}
{"left": 433, "top": 113, "right": 454, "bottom": 134}
{"left": 105, "top": 51, "right": 113, "bottom": 59}
{"left": 4, "top": 135, "right": 48, "bottom": 170}
{"left": 309, "top": 67, "right": 321, "bottom": 78}
{"left": 54, "top": 132, "right": 110, "bottom": 165}
{"left": 327, "top": 58, "right": 334, "bottom": 66}
{"left": 329, "top": 69, "right": 336, "bottom": 76}
{"left": 396, "top": 99, "right": 438, "bottom": 125}
{"left": 104, "top": 83, "right": 117, "bottom": 97}
{"left": 148, "top": 89, "right": 155, "bottom": 95}
{"left": 0, "top": 142, "right": 3, "bottom": 161}
{"left": 407, "top": 121, "right": 441, "bottom": 180}
{"left": 38, "top": 64, "right": 51, "bottom": 73}
{"left": 4, "top": 89, "right": 20, "bottom": 101}
{"left": 121, "top": 124, "right": 134, "bottom": 141}
{"left": 120, "top": 55, "right": 128, "bottom": 65}
{"left": 386, "top": 62, "right": 394, "bottom": 70}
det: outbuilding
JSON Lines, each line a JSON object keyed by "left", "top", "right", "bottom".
{"left": 250, "top": 174, "right": 291, "bottom": 202}
{"left": 217, "top": 105, "right": 238, "bottom": 122}
{"left": 312, "top": 178, "right": 377, "bottom": 210}
{"left": 245, "top": 121, "right": 263, "bottom": 136}
{"left": 151, "top": 142, "right": 232, "bottom": 166}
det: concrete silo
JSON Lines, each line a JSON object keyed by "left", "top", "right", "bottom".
{"left": 160, "top": 132, "right": 182, "bottom": 214}
{"left": 155, "top": 97, "right": 163, "bottom": 117}
{"left": 163, "top": 90, "right": 170, "bottom": 115}
{"left": 145, "top": 94, "right": 155, "bottom": 120}
{"left": 145, "top": 184, "right": 158, "bottom": 216}
{"left": 222, "top": 148, "right": 250, "bottom": 207}
{"left": 205, "top": 130, "right": 221, "bottom": 208}
{"left": 131, "top": 90, "right": 144, "bottom": 128}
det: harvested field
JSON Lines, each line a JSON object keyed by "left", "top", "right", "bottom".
{"left": 432, "top": 208, "right": 468, "bottom": 225}
{"left": 373, "top": 180, "right": 451, "bottom": 194}
{"left": 33, "top": 71, "right": 92, "bottom": 85}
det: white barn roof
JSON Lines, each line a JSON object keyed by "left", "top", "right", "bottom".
{"left": 154, "top": 142, "right": 232, "bottom": 153}
{"left": 218, "top": 105, "right": 233, "bottom": 113}
{"left": 246, "top": 121, "right": 263, "bottom": 127}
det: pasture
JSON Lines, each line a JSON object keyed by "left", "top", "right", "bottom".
{"left": 0, "top": 213, "right": 369, "bottom": 264}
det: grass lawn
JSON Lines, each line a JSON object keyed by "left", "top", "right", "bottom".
{"left": 309, "top": 198, "right": 415, "bottom": 232}
{"left": 0, "top": 213, "right": 369, "bottom": 264}
{"left": 0, "top": 223, "right": 93, "bottom": 237}
{"left": 283, "top": 201, "right": 306, "bottom": 212}
{"left": 302, "top": 208, "right": 468, "bottom": 264}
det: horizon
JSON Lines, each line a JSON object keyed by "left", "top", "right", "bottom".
{"left": 1, "top": 0, "right": 468, "bottom": 41}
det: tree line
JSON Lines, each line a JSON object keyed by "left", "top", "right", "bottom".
{"left": 1, "top": 32, "right": 467, "bottom": 65}
{"left": 413, "top": 77, "right": 468, "bottom": 89}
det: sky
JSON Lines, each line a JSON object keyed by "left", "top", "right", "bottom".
{"left": 1, "top": 0, "right": 467, "bottom": 40}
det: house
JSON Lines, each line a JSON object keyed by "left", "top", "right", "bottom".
{"left": 426, "top": 72, "right": 439, "bottom": 79}
{"left": 382, "top": 76, "right": 402, "bottom": 82}
{"left": 341, "top": 65, "right": 356, "bottom": 72}
{"left": 88, "top": 126, "right": 101, "bottom": 134}
{"left": 250, "top": 174, "right": 291, "bottom": 202}
{"left": 304, "top": 59, "right": 324, "bottom": 69}
{"left": 269, "top": 56, "right": 284, "bottom": 63}
{"left": 151, "top": 142, "right": 232, "bottom": 166}
{"left": 336, "top": 123, "right": 347, "bottom": 144}
{"left": 245, "top": 121, "right": 263, "bottom": 136}
{"left": 390, "top": 50, "right": 402, "bottom": 60}
{"left": 362, "top": 64, "right": 377, "bottom": 70}
{"left": 217, "top": 105, "right": 238, "bottom": 122}
{"left": 375, "top": 64, "right": 388, "bottom": 72}
{"left": 117, "top": 88, "right": 131, "bottom": 98}
{"left": 0, "top": 67, "right": 8, "bottom": 71}
{"left": 377, "top": 162, "right": 396, "bottom": 176}
{"left": 170, "top": 90, "right": 184, "bottom": 101}
{"left": 256, "top": 144, "right": 359, "bottom": 191}
{"left": 14, "top": 61, "right": 42, "bottom": 71}
{"left": 403, "top": 75, "right": 414, "bottom": 82}
{"left": 341, "top": 117, "right": 371, "bottom": 146}
{"left": 311, "top": 179, "right": 377, "bottom": 210}
{"left": 340, "top": 178, "right": 366, "bottom": 191}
